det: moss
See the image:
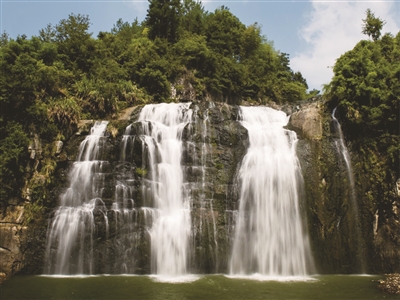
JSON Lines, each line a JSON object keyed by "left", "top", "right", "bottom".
{"left": 108, "top": 120, "right": 129, "bottom": 135}
{"left": 24, "top": 202, "right": 45, "bottom": 225}
{"left": 214, "top": 163, "right": 224, "bottom": 170}
{"left": 135, "top": 167, "right": 148, "bottom": 177}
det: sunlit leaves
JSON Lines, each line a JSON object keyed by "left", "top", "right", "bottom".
{"left": 47, "top": 97, "right": 81, "bottom": 132}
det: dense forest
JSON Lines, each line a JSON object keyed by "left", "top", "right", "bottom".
{"left": 0, "top": 0, "right": 313, "bottom": 202}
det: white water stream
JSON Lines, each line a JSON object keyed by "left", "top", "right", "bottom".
{"left": 332, "top": 108, "right": 366, "bottom": 273}
{"left": 44, "top": 121, "right": 109, "bottom": 275}
{"left": 230, "top": 107, "right": 313, "bottom": 277}
{"left": 44, "top": 104, "right": 316, "bottom": 279}
{"left": 138, "top": 103, "right": 193, "bottom": 276}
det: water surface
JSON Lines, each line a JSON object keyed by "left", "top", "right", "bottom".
{"left": 0, "top": 275, "right": 395, "bottom": 300}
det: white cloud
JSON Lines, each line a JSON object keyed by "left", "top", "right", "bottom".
{"left": 291, "top": 1, "right": 400, "bottom": 91}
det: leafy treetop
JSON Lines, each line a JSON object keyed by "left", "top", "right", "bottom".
{"left": 362, "top": 9, "right": 386, "bottom": 41}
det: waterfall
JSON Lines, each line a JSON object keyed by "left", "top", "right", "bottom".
{"left": 44, "top": 121, "right": 109, "bottom": 275}
{"left": 332, "top": 108, "right": 356, "bottom": 198}
{"left": 229, "top": 107, "right": 313, "bottom": 278}
{"left": 137, "top": 103, "right": 193, "bottom": 276}
{"left": 44, "top": 103, "right": 316, "bottom": 277}
{"left": 332, "top": 108, "right": 366, "bottom": 273}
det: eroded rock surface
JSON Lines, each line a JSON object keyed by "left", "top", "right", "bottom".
{"left": 288, "top": 101, "right": 323, "bottom": 140}
{"left": 2, "top": 98, "right": 399, "bottom": 279}
{"left": 0, "top": 202, "right": 25, "bottom": 282}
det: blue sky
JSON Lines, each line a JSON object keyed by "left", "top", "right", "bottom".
{"left": 2, "top": 0, "right": 400, "bottom": 90}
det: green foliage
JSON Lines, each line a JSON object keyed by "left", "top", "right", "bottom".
{"left": 24, "top": 201, "right": 45, "bottom": 224}
{"left": 362, "top": 9, "right": 386, "bottom": 41}
{"left": 181, "top": 0, "right": 206, "bottom": 35}
{"left": 205, "top": 7, "right": 245, "bottom": 58}
{"left": 55, "top": 14, "right": 95, "bottom": 73}
{"left": 47, "top": 96, "right": 81, "bottom": 134}
{"left": 140, "top": 67, "right": 171, "bottom": 102}
{"left": 173, "top": 34, "right": 210, "bottom": 70}
{"left": 0, "top": 122, "right": 29, "bottom": 201}
{"left": 325, "top": 29, "right": 399, "bottom": 138}
{"left": 146, "top": 0, "right": 182, "bottom": 43}
{"left": 0, "top": 31, "right": 9, "bottom": 47}
{"left": 135, "top": 167, "right": 148, "bottom": 177}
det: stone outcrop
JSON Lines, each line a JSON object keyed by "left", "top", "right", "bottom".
{"left": 377, "top": 274, "right": 400, "bottom": 294}
{"left": 0, "top": 201, "right": 25, "bottom": 283}
{"left": 171, "top": 77, "right": 197, "bottom": 102}
{"left": 294, "top": 102, "right": 366, "bottom": 273}
{"left": 288, "top": 101, "right": 323, "bottom": 140}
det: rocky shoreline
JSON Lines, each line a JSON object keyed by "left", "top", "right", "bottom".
{"left": 377, "top": 273, "right": 400, "bottom": 294}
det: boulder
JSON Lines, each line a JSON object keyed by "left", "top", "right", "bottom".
{"left": 288, "top": 102, "right": 322, "bottom": 140}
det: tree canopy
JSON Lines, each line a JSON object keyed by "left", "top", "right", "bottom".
{"left": 362, "top": 9, "right": 386, "bottom": 41}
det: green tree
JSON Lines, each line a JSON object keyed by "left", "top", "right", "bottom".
{"left": 0, "top": 31, "right": 9, "bottom": 47}
{"left": 140, "top": 67, "right": 170, "bottom": 102}
{"left": 146, "top": 0, "right": 182, "bottom": 43}
{"left": 326, "top": 27, "right": 399, "bottom": 138}
{"left": 240, "top": 24, "right": 262, "bottom": 60}
{"left": 181, "top": 0, "right": 206, "bottom": 35}
{"left": 55, "top": 14, "right": 95, "bottom": 73}
{"left": 0, "top": 122, "right": 30, "bottom": 200}
{"left": 205, "top": 6, "right": 245, "bottom": 58}
{"left": 39, "top": 24, "right": 57, "bottom": 43}
{"left": 362, "top": 9, "right": 386, "bottom": 41}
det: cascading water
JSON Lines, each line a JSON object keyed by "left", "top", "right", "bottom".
{"left": 44, "top": 103, "right": 316, "bottom": 278}
{"left": 332, "top": 108, "right": 366, "bottom": 273}
{"left": 229, "top": 107, "right": 313, "bottom": 278}
{"left": 44, "top": 121, "right": 109, "bottom": 275}
{"left": 137, "top": 103, "right": 193, "bottom": 277}
{"left": 332, "top": 108, "right": 357, "bottom": 203}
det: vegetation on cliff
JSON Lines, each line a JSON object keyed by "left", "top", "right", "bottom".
{"left": 0, "top": 0, "right": 310, "bottom": 203}
{"left": 325, "top": 9, "right": 399, "bottom": 143}
{"left": 324, "top": 10, "right": 400, "bottom": 272}
{"left": 324, "top": 8, "right": 399, "bottom": 173}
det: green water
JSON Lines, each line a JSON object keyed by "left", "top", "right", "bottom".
{"left": 0, "top": 275, "right": 396, "bottom": 300}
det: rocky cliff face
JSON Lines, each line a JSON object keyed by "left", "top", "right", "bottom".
{"left": 0, "top": 200, "right": 25, "bottom": 281}
{"left": 288, "top": 100, "right": 367, "bottom": 273}
{"left": 287, "top": 99, "right": 400, "bottom": 274}
{"left": 1, "top": 98, "right": 399, "bottom": 280}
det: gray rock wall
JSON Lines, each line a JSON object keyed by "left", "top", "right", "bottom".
{"left": 1, "top": 98, "right": 399, "bottom": 280}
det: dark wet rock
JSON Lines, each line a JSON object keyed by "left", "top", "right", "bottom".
{"left": 2, "top": 98, "right": 400, "bottom": 280}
